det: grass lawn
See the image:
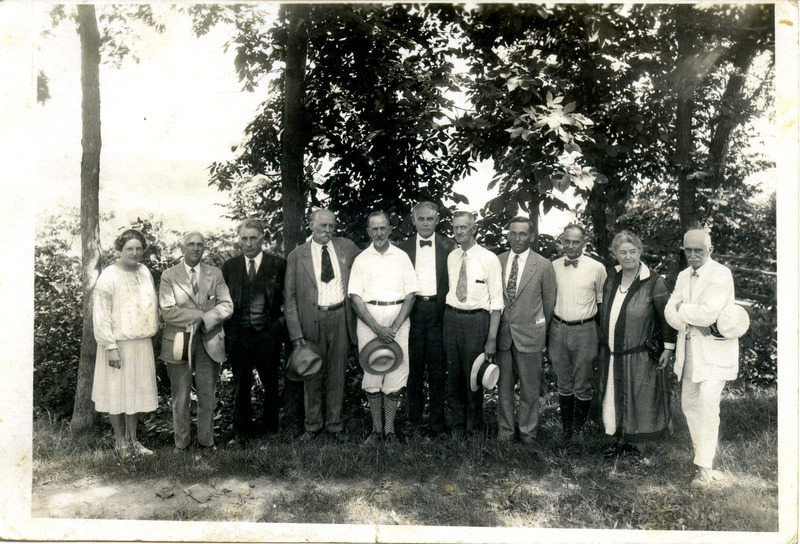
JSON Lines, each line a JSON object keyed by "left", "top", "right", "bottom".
{"left": 32, "top": 387, "right": 778, "bottom": 531}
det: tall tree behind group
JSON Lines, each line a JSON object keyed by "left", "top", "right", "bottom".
{"left": 42, "top": 5, "right": 166, "bottom": 435}
{"left": 451, "top": 4, "right": 773, "bottom": 260}
{"left": 206, "top": 4, "right": 470, "bottom": 251}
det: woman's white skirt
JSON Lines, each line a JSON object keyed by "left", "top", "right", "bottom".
{"left": 92, "top": 338, "right": 158, "bottom": 415}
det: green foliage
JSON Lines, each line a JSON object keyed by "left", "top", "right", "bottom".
{"left": 34, "top": 212, "right": 83, "bottom": 418}
{"left": 34, "top": 212, "right": 240, "bottom": 420}
{"left": 208, "top": 4, "right": 471, "bottom": 249}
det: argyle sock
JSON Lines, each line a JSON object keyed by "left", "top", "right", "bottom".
{"left": 383, "top": 392, "right": 401, "bottom": 434}
{"left": 367, "top": 391, "right": 384, "bottom": 434}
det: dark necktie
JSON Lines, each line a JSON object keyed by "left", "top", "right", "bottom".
{"left": 321, "top": 245, "right": 335, "bottom": 283}
{"left": 248, "top": 259, "right": 256, "bottom": 283}
{"left": 565, "top": 258, "right": 579, "bottom": 268}
{"left": 507, "top": 254, "right": 519, "bottom": 304}
{"left": 190, "top": 268, "right": 199, "bottom": 295}
{"left": 419, "top": 239, "right": 432, "bottom": 248}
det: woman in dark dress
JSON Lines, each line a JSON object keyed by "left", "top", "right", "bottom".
{"left": 598, "top": 230, "right": 677, "bottom": 456}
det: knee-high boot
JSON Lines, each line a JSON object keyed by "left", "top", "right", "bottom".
{"left": 559, "top": 394, "right": 575, "bottom": 440}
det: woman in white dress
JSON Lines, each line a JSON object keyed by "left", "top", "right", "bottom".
{"left": 92, "top": 229, "right": 159, "bottom": 457}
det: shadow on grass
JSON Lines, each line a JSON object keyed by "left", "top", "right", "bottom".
{"left": 32, "top": 388, "right": 778, "bottom": 530}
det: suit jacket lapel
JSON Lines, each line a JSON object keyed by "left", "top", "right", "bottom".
{"left": 499, "top": 252, "right": 509, "bottom": 298}
{"left": 196, "top": 262, "right": 211, "bottom": 305}
{"left": 332, "top": 238, "right": 349, "bottom": 286}
{"left": 515, "top": 253, "right": 536, "bottom": 295}
{"left": 175, "top": 264, "right": 200, "bottom": 305}
{"left": 434, "top": 234, "right": 448, "bottom": 284}
{"left": 230, "top": 255, "right": 244, "bottom": 303}
{"left": 298, "top": 243, "right": 317, "bottom": 288}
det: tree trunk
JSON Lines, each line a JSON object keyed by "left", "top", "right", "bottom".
{"left": 707, "top": 5, "right": 760, "bottom": 185}
{"left": 675, "top": 4, "right": 698, "bottom": 231}
{"left": 72, "top": 4, "right": 102, "bottom": 435}
{"left": 280, "top": 4, "right": 310, "bottom": 256}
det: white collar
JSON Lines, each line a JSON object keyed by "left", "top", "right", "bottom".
{"left": 183, "top": 259, "right": 201, "bottom": 277}
{"left": 613, "top": 262, "right": 651, "bottom": 280}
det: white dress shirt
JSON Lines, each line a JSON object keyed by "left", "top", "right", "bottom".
{"left": 414, "top": 234, "right": 437, "bottom": 297}
{"left": 348, "top": 243, "right": 419, "bottom": 303}
{"left": 445, "top": 243, "right": 504, "bottom": 312}
{"left": 553, "top": 253, "right": 606, "bottom": 321}
{"left": 310, "top": 239, "right": 345, "bottom": 306}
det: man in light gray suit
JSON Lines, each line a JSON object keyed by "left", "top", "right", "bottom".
{"left": 284, "top": 209, "right": 360, "bottom": 442}
{"left": 160, "top": 232, "right": 233, "bottom": 454}
{"left": 496, "top": 217, "right": 557, "bottom": 443}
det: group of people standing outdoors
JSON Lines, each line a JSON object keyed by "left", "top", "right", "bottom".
{"left": 90, "top": 201, "right": 745, "bottom": 488}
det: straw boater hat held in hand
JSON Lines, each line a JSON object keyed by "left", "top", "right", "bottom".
{"left": 286, "top": 341, "right": 324, "bottom": 381}
{"left": 711, "top": 304, "right": 750, "bottom": 339}
{"left": 470, "top": 353, "right": 499, "bottom": 392}
{"left": 359, "top": 338, "right": 403, "bottom": 375}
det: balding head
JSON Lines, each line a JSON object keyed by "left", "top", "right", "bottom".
{"left": 182, "top": 231, "right": 205, "bottom": 267}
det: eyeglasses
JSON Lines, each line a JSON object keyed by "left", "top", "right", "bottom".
{"left": 681, "top": 248, "right": 708, "bottom": 255}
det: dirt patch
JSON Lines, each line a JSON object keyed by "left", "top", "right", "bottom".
{"left": 32, "top": 475, "right": 308, "bottom": 521}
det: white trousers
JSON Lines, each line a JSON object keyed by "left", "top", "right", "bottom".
{"left": 681, "top": 338, "right": 727, "bottom": 468}
{"left": 357, "top": 304, "right": 410, "bottom": 394}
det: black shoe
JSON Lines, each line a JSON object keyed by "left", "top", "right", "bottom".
{"left": 384, "top": 432, "right": 400, "bottom": 445}
{"left": 298, "top": 431, "right": 319, "bottom": 443}
{"left": 602, "top": 442, "right": 622, "bottom": 457}
{"left": 363, "top": 431, "right": 382, "bottom": 445}
{"left": 330, "top": 431, "right": 349, "bottom": 444}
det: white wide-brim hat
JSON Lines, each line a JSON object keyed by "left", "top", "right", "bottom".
{"left": 359, "top": 338, "right": 403, "bottom": 375}
{"left": 715, "top": 304, "right": 750, "bottom": 339}
{"left": 470, "top": 353, "right": 499, "bottom": 392}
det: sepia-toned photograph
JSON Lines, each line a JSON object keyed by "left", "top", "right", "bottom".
{"left": 1, "top": 1, "right": 797, "bottom": 542}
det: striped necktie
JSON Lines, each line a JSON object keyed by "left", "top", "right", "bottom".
{"left": 190, "top": 268, "right": 199, "bottom": 295}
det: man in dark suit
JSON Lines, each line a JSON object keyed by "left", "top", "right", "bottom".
{"left": 221, "top": 219, "right": 287, "bottom": 444}
{"left": 284, "top": 209, "right": 360, "bottom": 442}
{"left": 496, "top": 217, "right": 556, "bottom": 444}
{"left": 398, "top": 201, "right": 456, "bottom": 436}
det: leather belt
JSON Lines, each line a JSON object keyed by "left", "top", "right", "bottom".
{"left": 446, "top": 305, "right": 488, "bottom": 315}
{"left": 416, "top": 295, "right": 437, "bottom": 302}
{"left": 318, "top": 302, "right": 344, "bottom": 312}
{"left": 553, "top": 315, "right": 594, "bottom": 326}
{"left": 366, "top": 300, "right": 404, "bottom": 306}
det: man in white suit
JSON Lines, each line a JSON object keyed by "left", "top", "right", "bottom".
{"left": 160, "top": 232, "right": 233, "bottom": 454}
{"left": 665, "top": 229, "right": 738, "bottom": 487}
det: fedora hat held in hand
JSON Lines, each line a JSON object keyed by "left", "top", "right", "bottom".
{"left": 286, "top": 341, "right": 324, "bottom": 381}
{"left": 359, "top": 338, "right": 403, "bottom": 375}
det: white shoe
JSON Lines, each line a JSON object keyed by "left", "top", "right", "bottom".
{"left": 690, "top": 467, "right": 726, "bottom": 488}
{"left": 132, "top": 441, "right": 154, "bottom": 456}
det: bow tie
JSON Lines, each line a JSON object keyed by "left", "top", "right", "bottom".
{"left": 419, "top": 240, "right": 432, "bottom": 248}
{"left": 565, "top": 259, "right": 579, "bottom": 268}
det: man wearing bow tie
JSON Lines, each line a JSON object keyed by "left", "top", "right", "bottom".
{"left": 159, "top": 232, "right": 233, "bottom": 454}
{"left": 398, "top": 202, "right": 457, "bottom": 436}
{"left": 284, "top": 209, "right": 360, "bottom": 442}
{"left": 550, "top": 224, "right": 606, "bottom": 442}
{"left": 222, "top": 219, "right": 287, "bottom": 444}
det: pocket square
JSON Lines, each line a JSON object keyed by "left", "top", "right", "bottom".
{"left": 475, "top": 279, "right": 486, "bottom": 284}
